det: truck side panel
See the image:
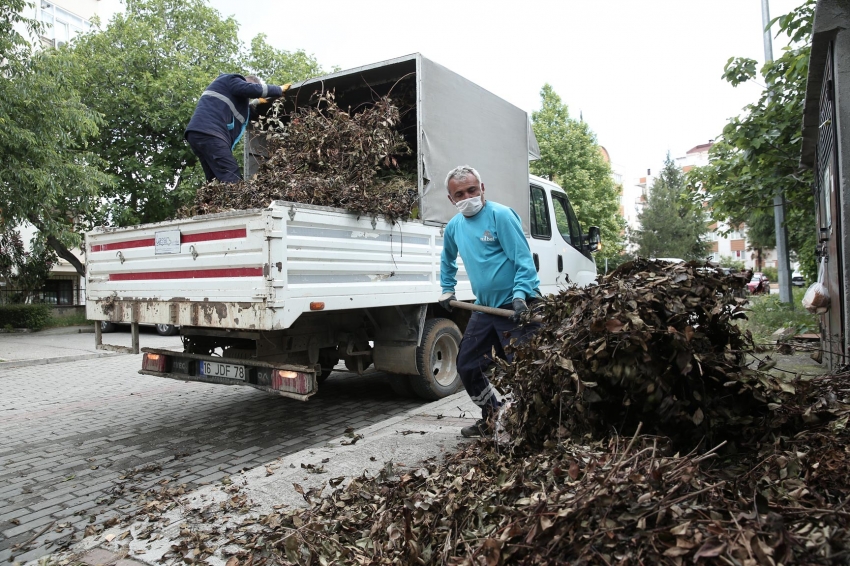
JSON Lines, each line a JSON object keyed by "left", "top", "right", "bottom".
{"left": 86, "top": 204, "right": 474, "bottom": 331}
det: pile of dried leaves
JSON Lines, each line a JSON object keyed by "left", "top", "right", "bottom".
{"left": 167, "top": 373, "right": 843, "bottom": 566}
{"left": 497, "top": 259, "right": 795, "bottom": 450}
{"left": 179, "top": 90, "right": 418, "bottom": 221}
{"left": 98, "top": 261, "right": 850, "bottom": 565}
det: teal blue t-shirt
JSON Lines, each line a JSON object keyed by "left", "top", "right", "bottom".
{"left": 440, "top": 201, "right": 540, "bottom": 308}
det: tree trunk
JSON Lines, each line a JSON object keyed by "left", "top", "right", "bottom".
{"left": 26, "top": 216, "right": 86, "bottom": 278}
{"left": 46, "top": 234, "right": 85, "bottom": 277}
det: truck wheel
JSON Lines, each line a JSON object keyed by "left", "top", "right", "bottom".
{"left": 411, "top": 318, "right": 462, "bottom": 400}
{"left": 155, "top": 324, "right": 178, "bottom": 336}
{"left": 100, "top": 321, "right": 117, "bottom": 333}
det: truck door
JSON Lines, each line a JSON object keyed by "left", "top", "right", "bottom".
{"left": 528, "top": 184, "right": 561, "bottom": 295}
{"left": 550, "top": 190, "right": 597, "bottom": 287}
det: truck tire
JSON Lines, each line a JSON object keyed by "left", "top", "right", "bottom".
{"left": 100, "top": 321, "right": 117, "bottom": 333}
{"left": 410, "top": 318, "right": 462, "bottom": 400}
{"left": 155, "top": 324, "right": 178, "bottom": 336}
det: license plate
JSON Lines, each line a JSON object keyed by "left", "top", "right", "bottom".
{"left": 200, "top": 361, "right": 245, "bottom": 381}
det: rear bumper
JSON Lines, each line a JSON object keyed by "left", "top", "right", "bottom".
{"left": 138, "top": 347, "right": 318, "bottom": 401}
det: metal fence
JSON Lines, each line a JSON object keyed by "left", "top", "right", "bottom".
{"left": 0, "top": 284, "right": 84, "bottom": 306}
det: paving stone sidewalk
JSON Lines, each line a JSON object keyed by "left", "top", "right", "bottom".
{"left": 50, "top": 392, "right": 478, "bottom": 566}
{"left": 1, "top": 353, "right": 458, "bottom": 564}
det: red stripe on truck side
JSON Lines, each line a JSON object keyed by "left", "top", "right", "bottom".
{"left": 182, "top": 228, "right": 247, "bottom": 243}
{"left": 109, "top": 267, "right": 263, "bottom": 281}
{"left": 91, "top": 228, "right": 247, "bottom": 252}
{"left": 90, "top": 238, "right": 155, "bottom": 253}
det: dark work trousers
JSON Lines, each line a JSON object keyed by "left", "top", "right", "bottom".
{"left": 457, "top": 310, "right": 540, "bottom": 419}
{"left": 186, "top": 131, "right": 242, "bottom": 183}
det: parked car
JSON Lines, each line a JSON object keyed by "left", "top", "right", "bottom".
{"left": 100, "top": 321, "right": 179, "bottom": 336}
{"left": 747, "top": 273, "right": 771, "bottom": 294}
{"left": 791, "top": 271, "right": 806, "bottom": 287}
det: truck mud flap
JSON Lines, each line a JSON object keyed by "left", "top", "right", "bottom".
{"left": 138, "top": 347, "right": 317, "bottom": 401}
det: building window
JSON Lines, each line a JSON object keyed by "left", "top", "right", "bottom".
{"left": 38, "top": 2, "right": 92, "bottom": 47}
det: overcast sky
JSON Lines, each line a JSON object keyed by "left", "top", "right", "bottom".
{"left": 103, "top": 0, "right": 804, "bottom": 183}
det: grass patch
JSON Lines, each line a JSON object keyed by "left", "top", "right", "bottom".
{"left": 743, "top": 287, "right": 818, "bottom": 345}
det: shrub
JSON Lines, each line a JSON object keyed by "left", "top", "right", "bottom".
{"left": 743, "top": 287, "right": 818, "bottom": 344}
{"left": 0, "top": 303, "right": 53, "bottom": 331}
{"left": 761, "top": 266, "right": 778, "bottom": 281}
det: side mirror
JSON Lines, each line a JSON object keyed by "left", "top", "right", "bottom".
{"left": 587, "top": 226, "right": 601, "bottom": 252}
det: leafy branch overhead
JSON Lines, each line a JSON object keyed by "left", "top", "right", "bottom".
{"left": 688, "top": 0, "right": 817, "bottom": 278}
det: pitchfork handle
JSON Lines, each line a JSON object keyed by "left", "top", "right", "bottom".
{"left": 448, "top": 300, "right": 543, "bottom": 323}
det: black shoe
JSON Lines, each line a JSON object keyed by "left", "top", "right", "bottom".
{"left": 461, "top": 419, "right": 490, "bottom": 438}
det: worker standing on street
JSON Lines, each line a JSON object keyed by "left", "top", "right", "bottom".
{"left": 185, "top": 74, "right": 290, "bottom": 183}
{"left": 438, "top": 165, "right": 541, "bottom": 438}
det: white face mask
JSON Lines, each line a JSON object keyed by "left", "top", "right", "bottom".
{"left": 455, "top": 196, "right": 484, "bottom": 217}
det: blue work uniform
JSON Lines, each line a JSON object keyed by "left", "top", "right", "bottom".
{"left": 440, "top": 200, "right": 541, "bottom": 418}
{"left": 185, "top": 74, "right": 283, "bottom": 183}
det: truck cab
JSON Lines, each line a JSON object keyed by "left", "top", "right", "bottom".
{"left": 528, "top": 175, "right": 599, "bottom": 293}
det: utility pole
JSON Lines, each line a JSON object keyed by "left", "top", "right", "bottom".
{"left": 761, "top": 0, "right": 793, "bottom": 303}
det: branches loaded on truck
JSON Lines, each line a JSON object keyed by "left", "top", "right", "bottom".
{"left": 85, "top": 54, "right": 601, "bottom": 401}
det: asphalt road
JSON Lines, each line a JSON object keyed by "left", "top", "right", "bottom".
{"left": 0, "top": 332, "right": 430, "bottom": 564}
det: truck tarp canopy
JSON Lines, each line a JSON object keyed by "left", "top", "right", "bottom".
{"left": 277, "top": 53, "right": 536, "bottom": 232}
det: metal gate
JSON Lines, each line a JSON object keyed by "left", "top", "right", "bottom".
{"left": 815, "top": 42, "right": 845, "bottom": 368}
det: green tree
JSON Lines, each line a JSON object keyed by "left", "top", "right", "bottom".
{"left": 0, "top": 229, "right": 56, "bottom": 303}
{"left": 0, "top": 1, "right": 111, "bottom": 276}
{"left": 63, "top": 0, "right": 243, "bottom": 228}
{"left": 63, "top": 0, "right": 327, "bottom": 228}
{"left": 633, "top": 154, "right": 709, "bottom": 260}
{"left": 244, "top": 34, "right": 325, "bottom": 84}
{"left": 743, "top": 209, "right": 776, "bottom": 271}
{"left": 530, "top": 84, "right": 625, "bottom": 263}
{"left": 687, "top": 0, "right": 817, "bottom": 279}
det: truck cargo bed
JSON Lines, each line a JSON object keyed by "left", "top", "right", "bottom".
{"left": 86, "top": 202, "right": 469, "bottom": 331}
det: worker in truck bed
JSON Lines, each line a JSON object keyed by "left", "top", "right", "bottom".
{"left": 438, "top": 165, "right": 541, "bottom": 438}
{"left": 185, "top": 74, "right": 289, "bottom": 183}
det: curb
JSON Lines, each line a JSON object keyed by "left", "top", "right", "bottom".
{"left": 36, "top": 325, "right": 96, "bottom": 335}
{"left": 0, "top": 352, "right": 120, "bottom": 371}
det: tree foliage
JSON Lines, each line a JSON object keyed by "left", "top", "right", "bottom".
{"left": 633, "top": 154, "right": 709, "bottom": 261}
{"left": 0, "top": 228, "right": 57, "bottom": 302}
{"left": 36, "top": 0, "right": 327, "bottom": 232}
{"left": 687, "top": 0, "right": 816, "bottom": 279}
{"left": 2, "top": 0, "right": 327, "bottom": 278}
{"left": 63, "top": 0, "right": 243, "bottom": 228}
{"left": 0, "top": 1, "right": 111, "bottom": 276}
{"left": 244, "top": 34, "right": 326, "bottom": 85}
{"left": 530, "top": 84, "right": 625, "bottom": 262}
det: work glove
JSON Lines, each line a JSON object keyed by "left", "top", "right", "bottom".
{"left": 280, "top": 83, "right": 292, "bottom": 94}
{"left": 439, "top": 291, "right": 456, "bottom": 312}
{"left": 509, "top": 298, "right": 528, "bottom": 324}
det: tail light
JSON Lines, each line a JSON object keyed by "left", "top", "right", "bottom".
{"left": 142, "top": 353, "right": 166, "bottom": 372}
{"left": 271, "top": 369, "right": 311, "bottom": 394}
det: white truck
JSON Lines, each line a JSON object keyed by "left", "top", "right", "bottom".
{"left": 85, "top": 54, "right": 600, "bottom": 401}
